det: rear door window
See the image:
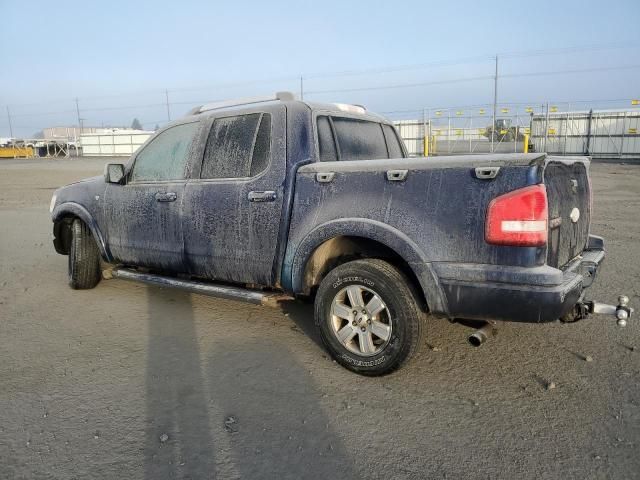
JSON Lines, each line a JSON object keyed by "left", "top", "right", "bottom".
{"left": 382, "top": 124, "right": 404, "bottom": 158}
{"left": 331, "top": 117, "right": 389, "bottom": 161}
{"left": 201, "top": 113, "right": 271, "bottom": 179}
{"left": 317, "top": 116, "right": 338, "bottom": 162}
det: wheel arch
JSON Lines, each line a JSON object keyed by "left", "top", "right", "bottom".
{"left": 285, "top": 218, "right": 448, "bottom": 314}
{"left": 52, "top": 202, "right": 112, "bottom": 262}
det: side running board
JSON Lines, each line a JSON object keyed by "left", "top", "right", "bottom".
{"left": 109, "top": 268, "right": 292, "bottom": 307}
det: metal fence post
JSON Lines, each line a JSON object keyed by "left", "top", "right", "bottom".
{"left": 469, "top": 113, "right": 473, "bottom": 154}
{"left": 447, "top": 110, "right": 451, "bottom": 154}
{"left": 422, "top": 108, "right": 427, "bottom": 156}
{"left": 620, "top": 111, "right": 627, "bottom": 160}
{"left": 427, "top": 108, "right": 432, "bottom": 156}
{"left": 491, "top": 55, "right": 498, "bottom": 154}
{"left": 585, "top": 109, "right": 593, "bottom": 155}
{"left": 544, "top": 102, "right": 550, "bottom": 153}
{"left": 514, "top": 106, "right": 518, "bottom": 153}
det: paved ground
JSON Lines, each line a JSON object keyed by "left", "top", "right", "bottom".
{"left": 0, "top": 157, "right": 638, "bottom": 480}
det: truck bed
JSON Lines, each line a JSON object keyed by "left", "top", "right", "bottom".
{"left": 285, "top": 152, "right": 592, "bottom": 320}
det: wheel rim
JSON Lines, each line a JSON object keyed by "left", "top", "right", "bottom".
{"left": 329, "top": 285, "right": 393, "bottom": 357}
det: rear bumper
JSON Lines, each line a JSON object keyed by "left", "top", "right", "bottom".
{"left": 435, "top": 238, "right": 605, "bottom": 323}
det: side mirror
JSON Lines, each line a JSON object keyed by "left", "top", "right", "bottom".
{"left": 104, "top": 163, "right": 125, "bottom": 184}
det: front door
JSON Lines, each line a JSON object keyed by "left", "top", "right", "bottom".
{"left": 103, "top": 121, "right": 201, "bottom": 271}
{"left": 183, "top": 108, "right": 287, "bottom": 285}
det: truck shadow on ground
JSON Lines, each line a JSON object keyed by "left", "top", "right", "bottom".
{"left": 280, "top": 300, "right": 325, "bottom": 350}
{"left": 144, "top": 288, "right": 217, "bottom": 479}
{"left": 144, "top": 288, "right": 357, "bottom": 480}
{"left": 206, "top": 339, "right": 358, "bottom": 480}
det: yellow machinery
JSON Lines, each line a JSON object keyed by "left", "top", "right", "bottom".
{"left": 0, "top": 146, "right": 34, "bottom": 158}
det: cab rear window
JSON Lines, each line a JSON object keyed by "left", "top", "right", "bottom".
{"left": 317, "top": 116, "right": 405, "bottom": 161}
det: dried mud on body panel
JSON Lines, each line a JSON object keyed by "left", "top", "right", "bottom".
{"left": 545, "top": 162, "right": 590, "bottom": 268}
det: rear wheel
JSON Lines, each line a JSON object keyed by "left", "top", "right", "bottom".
{"left": 68, "top": 219, "right": 101, "bottom": 289}
{"left": 314, "top": 259, "right": 424, "bottom": 376}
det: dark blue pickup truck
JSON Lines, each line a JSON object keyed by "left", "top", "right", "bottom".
{"left": 50, "top": 92, "right": 632, "bottom": 375}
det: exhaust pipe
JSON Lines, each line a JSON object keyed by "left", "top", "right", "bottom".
{"left": 468, "top": 322, "right": 496, "bottom": 347}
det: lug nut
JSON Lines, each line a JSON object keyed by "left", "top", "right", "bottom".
{"left": 367, "top": 319, "right": 371, "bottom": 324}
{"left": 353, "top": 310, "right": 358, "bottom": 315}
{"left": 362, "top": 310, "right": 367, "bottom": 314}
{"left": 360, "top": 326, "right": 366, "bottom": 332}
{"left": 352, "top": 321, "right": 357, "bottom": 326}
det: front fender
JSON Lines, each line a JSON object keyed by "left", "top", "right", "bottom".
{"left": 283, "top": 218, "right": 448, "bottom": 314}
{"left": 52, "top": 202, "right": 112, "bottom": 262}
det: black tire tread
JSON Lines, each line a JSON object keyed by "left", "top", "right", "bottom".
{"left": 68, "top": 219, "right": 101, "bottom": 289}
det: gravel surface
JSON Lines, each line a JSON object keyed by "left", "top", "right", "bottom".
{"left": 0, "top": 157, "right": 638, "bottom": 479}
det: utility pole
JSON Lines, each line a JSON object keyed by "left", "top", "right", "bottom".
{"left": 300, "top": 76, "right": 304, "bottom": 101}
{"left": 491, "top": 55, "right": 498, "bottom": 153}
{"left": 165, "top": 89, "right": 171, "bottom": 121}
{"left": 74, "top": 97, "right": 82, "bottom": 149}
{"left": 75, "top": 97, "right": 82, "bottom": 135}
{"left": 6, "top": 106, "right": 13, "bottom": 138}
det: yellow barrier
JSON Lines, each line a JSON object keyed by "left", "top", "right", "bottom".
{"left": 423, "top": 135, "right": 436, "bottom": 156}
{"left": 523, "top": 134, "right": 529, "bottom": 154}
{"left": 0, "top": 146, "right": 34, "bottom": 158}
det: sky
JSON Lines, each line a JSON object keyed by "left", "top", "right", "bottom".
{"left": 1, "top": 0, "right": 639, "bottom": 136}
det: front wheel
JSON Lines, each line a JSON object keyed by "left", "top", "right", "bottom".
{"left": 68, "top": 219, "right": 101, "bottom": 289}
{"left": 314, "top": 259, "right": 424, "bottom": 376}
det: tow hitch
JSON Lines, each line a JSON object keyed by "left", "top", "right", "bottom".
{"left": 562, "top": 295, "right": 634, "bottom": 326}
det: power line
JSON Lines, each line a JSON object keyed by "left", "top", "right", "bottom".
{"left": 3, "top": 41, "right": 636, "bottom": 109}
{"left": 302, "top": 55, "right": 495, "bottom": 80}
{"left": 501, "top": 64, "right": 640, "bottom": 79}
{"left": 498, "top": 42, "right": 636, "bottom": 59}
{"left": 306, "top": 75, "right": 494, "bottom": 95}
{"left": 306, "top": 64, "right": 640, "bottom": 96}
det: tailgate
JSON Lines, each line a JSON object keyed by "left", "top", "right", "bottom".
{"left": 544, "top": 157, "right": 591, "bottom": 268}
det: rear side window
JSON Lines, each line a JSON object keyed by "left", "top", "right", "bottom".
{"left": 201, "top": 113, "right": 271, "bottom": 179}
{"left": 382, "top": 124, "right": 404, "bottom": 158}
{"left": 317, "top": 116, "right": 338, "bottom": 162}
{"left": 251, "top": 114, "right": 271, "bottom": 177}
{"left": 316, "top": 116, "right": 405, "bottom": 162}
{"left": 332, "top": 117, "right": 388, "bottom": 161}
{"left": 131, "top": 122, "right": 199, "bottom": 182}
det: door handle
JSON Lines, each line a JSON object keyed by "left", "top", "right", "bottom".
{"left": 155, "top": 192, "right": 177, "bottom": 202}
{"left": 316, "top": 172, "right": 335, "bottom": 183}
{"left": 247, "top": 190, "right": 277, "bottom": 202}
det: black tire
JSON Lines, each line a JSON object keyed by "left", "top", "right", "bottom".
{"left": 314, "top": 259, "right": 424, "bottom": 376}
{"left": 68, "top": 219, "right": 101, "bottom": 289}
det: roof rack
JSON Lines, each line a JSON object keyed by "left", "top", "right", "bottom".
{"left": 188, "top": 91, "right": 295, "bottom": 115}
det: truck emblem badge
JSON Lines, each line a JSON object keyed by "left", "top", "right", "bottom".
{"left": 570, "top": 179, "right": 578, "bottom": 194}
{"left": 570, "top": 207, "right": 580, "bottom": 223}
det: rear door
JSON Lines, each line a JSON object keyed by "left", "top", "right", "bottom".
{"left": 183, "top": 106, "right": 287, "bottom": 285}
{"left": 103, "top": 121, "right": 200, "bottom": 271}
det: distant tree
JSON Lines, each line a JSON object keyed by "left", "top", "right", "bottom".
{"left": 131, "top": 118, "right": 143, "bottom": 130}
{"left": 31, "top": 130, "right": 44, "bottom": 139}
{"left": 154, "top": 124, "right": 160, "bottom": 131}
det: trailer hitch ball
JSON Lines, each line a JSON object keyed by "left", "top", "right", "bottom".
{"left": 616, "top": 295, "right": 630, "bottom": 327}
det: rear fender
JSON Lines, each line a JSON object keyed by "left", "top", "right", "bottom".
{"left": 284, "top": 218, "right": 448, "bottom": 314}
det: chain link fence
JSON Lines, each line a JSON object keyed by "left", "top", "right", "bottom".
{"left": 394, "top": 103, "right": 640, "bottom": 160}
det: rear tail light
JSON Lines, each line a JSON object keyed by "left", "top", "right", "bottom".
{"left": 485, "top": 184, "right": 548, "bottom": 246}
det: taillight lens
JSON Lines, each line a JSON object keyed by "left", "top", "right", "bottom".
{"left": 485, "top": 184, "right": 548, "bottom": 246}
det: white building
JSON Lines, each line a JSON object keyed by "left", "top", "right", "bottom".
{"left": 80, "top": 128, "right": 154, "bottom": 157}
